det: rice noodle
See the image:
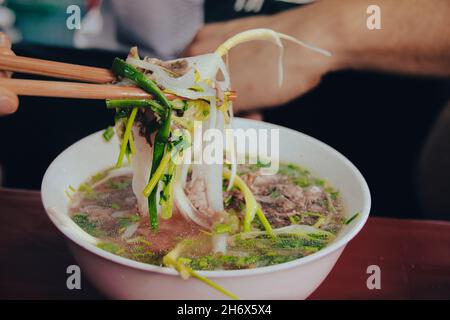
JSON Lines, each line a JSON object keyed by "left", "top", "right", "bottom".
{"left": 205, "top": 110, "right": 224, "bottom": 213}
{"left": 122, "top": 222, "right": 139, "bottom": 239}
{"left": 126, "top": 57, "right": 216, "bottom": 99}
{"left": 126, "top": 57, "right": 196, "bottom": 89}
{"left": 185, "top": 53, "right": 223, "bottom": 81}
{"left": 215, "top": 28, "right": 331, "bottom": 87}
{"left": 173, "top": 172, "right": 211, "bottom": 229}
{"left": 212, "top": 233, "right": 228, "bottom": 254}
{"left": 179, "top": 163, "right": 190, "bottom": 189}
{"left": 131, "top": 125, "right": 153, "bottom": 215}
{"left": 190, "top": 119, "right": 205, "bottom": 184}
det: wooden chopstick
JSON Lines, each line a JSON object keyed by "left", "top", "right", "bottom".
{"left": 0, "top": 78, "right": 237, "bottom": 101}
{"left": 0, "top": 55, "right": 115, "bottom": 84}
{"left": 0, "top": 55, "right": 237, "bottom": 100}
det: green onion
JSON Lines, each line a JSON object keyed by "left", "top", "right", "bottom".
{"left": 223, "top": 169, "right": 257, "bottom": 232}
{"left": 106, "top": 99, "right": 165, "bottom": 116}
{"left": 143, "top": 152, "right": 172, "bottom": 198}
{"left": 128, "top": 128, "right": 135, "bottom": 155}
{"left": 223, "top": 169, "right": 274, "bottom": 235}
{"left": 163, "top": 252, "right": 239, "bottom": 300}
{"left": 223, "top": 194, "right": 233, "bottom": 207}
{"left": 255, "top": 206, "right": 275, "bottom": 237}
{"left": 115, "top": 107, "right": 138, "bottom": 168}
{"left": 102, "top": 126, "right": 115, "bottom": 142}
{"left": 289, "top": 215, "right": 300, "bottom": 225}
{"left": 160, "top": 160, "right": 176, "bottom": 219}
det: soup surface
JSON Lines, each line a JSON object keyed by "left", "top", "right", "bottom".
{"left": 69, "top": 163, "right": 345, "bottom": 270}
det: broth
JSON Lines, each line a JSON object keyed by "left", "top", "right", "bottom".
{"left": 69, "top": 163, "right": 345, "bottom": 270}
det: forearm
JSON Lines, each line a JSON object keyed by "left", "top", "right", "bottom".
{"left": 281, "top": 0, "right": 450, "bottom": 77}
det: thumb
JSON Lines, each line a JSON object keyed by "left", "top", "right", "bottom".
{"left": 0, "top": 87, "right": 19, "bottom": 115}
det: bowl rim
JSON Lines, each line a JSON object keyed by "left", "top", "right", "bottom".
{"left": 41, "top": 117, "right": 371, "bottom": 278}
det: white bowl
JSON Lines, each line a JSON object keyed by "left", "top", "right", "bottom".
{"left": 41, "top": 118, "right": 371, "bottom": 299}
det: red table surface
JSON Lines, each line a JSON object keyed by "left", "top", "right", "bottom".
{"left": 0, "top": 188, "right": 449, "bottom": 300}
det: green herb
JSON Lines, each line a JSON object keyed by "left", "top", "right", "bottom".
{"left": 214, "top": 224, "right": 232, "bottom": 234}
{"left": 114, "top": 107, "right": 132, "bottom": 121}
{"left": 302, "top": 211, "right": 323, "bottom": 217}
{"left": 269, "top": 188, "right": 281, "bottom": 199}
{"left": 111, "top": 202, "right": 120, "bottom": 210}
{"left": 126, "top": 237, "right": 152, "bottom": 246}
{"left": 177, "top": 257, "right": 192, "bottom": 265}
{"left": 107, "top": 179, "right": 130, "bottom": 190}
{"left": 345, "top": 212, "right": 359, "bottom": 225}
{"left": 91, "top": 171, "right": 108, "bottom": 183}
{"left": 219, "top": 255, "right": 258, "bottom": 269}
{"left": 77, "top": 183, "right": 98, "bottom": 199}
{"left": 330, "top": 191, "right": 339, "bottom": 200}
{"left": 274, "top": 236, "right": 324, "bottom": 249}
{"left": 102, "top": 126, "right": 115, "bottom": 142}
{"left": 256, "top": 159, "right": 271, "bottom": 168}
{"left": 278, "top": 164, "right": 313, "bottom": 187}
{"left": 77, "top": 183, "right": 93, "bottom": 193}
{"left": 97, "top": 242, "right": 123, "bottom": 254}
{"left": 315, "top": 179, "right": 325, "bottom": 187}
{"left": 289, "top": 215, "right": 300, "bottom": 224}
{"left": 295, "top": 176, "right": 311, "bottom": 187}
{"left": 188, "top": 255, "right": 220, "bottom": 270}
{"left": 72, "top": 213, "right": 104, "bottom": 237}
{"left": 224, "top": 194, "right": 233, "bottom": 207}
{"left": 117, "top": 214, "right": 140, "bottom": 228}
{"left": 171, "top": 99, "right": 188, "bottom": 112}
{"left": 162, "top": 174, "right": 173, "bottom": 185}
{"left": 107, "top": 99, "right": 165, "bottom": 116}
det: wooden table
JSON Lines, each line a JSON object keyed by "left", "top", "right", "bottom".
{"left": 1, "top": 188, "right": 449, "bottom": 300}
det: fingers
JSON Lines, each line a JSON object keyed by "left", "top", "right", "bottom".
{"left": 184, "top": 35, "right": 211, "bottom": 56}
{"left": 185, "top": 23, "right": 228, "bottom": 56}
{"left": 0, "top": 32, "right": 12, "bottom": 49}
{"left": 0, "top": 32, "right": 15, "bottom": 78}
{"left": 0, "top": 32, "right": 19, "bottom": 115}
{"left": 0, "top": 87, "right": 19, "bottom": 115}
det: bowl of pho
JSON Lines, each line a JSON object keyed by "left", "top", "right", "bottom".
{"left": 41, "top": 29, "right": 371, "bottom": 299}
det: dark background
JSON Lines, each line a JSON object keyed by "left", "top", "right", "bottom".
{"left": 0, "top": 43, "right": 449, "bottom": 220}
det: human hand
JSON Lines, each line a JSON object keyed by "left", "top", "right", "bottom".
{"left": 185, "top": 5, "right": 341, "bottom": 113}
{"left": 0, "top": 32, "right": 18, "bottom": 116}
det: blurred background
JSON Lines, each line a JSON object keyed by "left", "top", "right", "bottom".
{"left": 0, "top": 0, "right": 449, "bottom": 221}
